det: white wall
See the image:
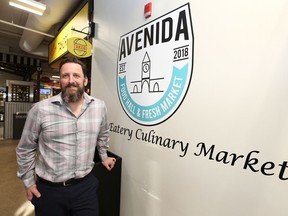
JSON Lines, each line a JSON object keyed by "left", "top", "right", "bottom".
{"left": 91, "top": 1, "right": 288, "bottom": 215}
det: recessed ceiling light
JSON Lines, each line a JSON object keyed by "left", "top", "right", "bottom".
{"left": 9, "top": 0, "right": 47, "bottom": 16}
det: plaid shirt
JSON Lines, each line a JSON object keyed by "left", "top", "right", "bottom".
{"left": 16, "top": 93, "right": 109, "bottom": 188}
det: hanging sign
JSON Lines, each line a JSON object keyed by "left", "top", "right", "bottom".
{"left": 67, "top": 37, "right": 92, "bottom": 58}
{"left": 48, "top": 3, "right": 89, "bottom": 64}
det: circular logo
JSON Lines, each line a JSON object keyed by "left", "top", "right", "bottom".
{"left": 117, "top": 4, "right": 194, "bottom": 126}
{"left": 73, "top": 38, "right": 87, "bottom": 56}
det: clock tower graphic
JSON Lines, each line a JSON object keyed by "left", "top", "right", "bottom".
{"left": 131, "top": 52, "right": 164, "bottom": 94}
{"left": 142, "top": 51, "right": 151, "bottom": 79}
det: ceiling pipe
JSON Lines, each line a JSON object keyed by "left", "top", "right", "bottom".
{"left": 19, "top": 0, "right": 83, "bottom": 58}
{"left": 0, "top": 19, "right": 54, "bottom": 38}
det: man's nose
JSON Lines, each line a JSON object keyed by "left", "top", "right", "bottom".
{"left": 68, "top": 75, "right": 75, "bottom": 83}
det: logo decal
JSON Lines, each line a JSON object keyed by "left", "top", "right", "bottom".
{"left": 67, "top": 37, "right": 92, "bottom": 58}
{"left": 117, "top": 3, "right": 194, "bottom": 126}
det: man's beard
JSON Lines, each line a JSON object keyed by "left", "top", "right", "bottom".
{"left": 61, "top": 83, "right": 85, "bottom": 103}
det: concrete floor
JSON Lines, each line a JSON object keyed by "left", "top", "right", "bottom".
{"left": 0, "top": 139, "right": 34, "bottom": 216}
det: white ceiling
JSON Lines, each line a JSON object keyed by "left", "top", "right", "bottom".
{"left": 0, "top": 0, "right": 49, "bottom": 57}
{"left": 0, "top": 0, "right": 84, "bottom": 78}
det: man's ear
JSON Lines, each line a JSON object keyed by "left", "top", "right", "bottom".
{"left": 84, "top": 77, "right": 88, "bottom": 86}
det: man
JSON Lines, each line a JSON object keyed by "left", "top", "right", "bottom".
{"left": 16, "top": 57, "right": 116, "bottom": 216}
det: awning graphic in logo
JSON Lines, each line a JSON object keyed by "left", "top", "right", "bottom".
{"left": 117, "top": 3, "right": 194, "bottom": 126}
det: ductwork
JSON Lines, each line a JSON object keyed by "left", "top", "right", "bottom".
{"left": 19, "top": 0, "right": 83, "bottom": 58}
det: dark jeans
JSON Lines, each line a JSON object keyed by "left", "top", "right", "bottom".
{"left": 31, "top": 174, "right": 99, "bottom": 216}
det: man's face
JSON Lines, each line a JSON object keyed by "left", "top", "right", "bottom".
{"left": 60, "top": 62, "right": 88, "bottom": 103}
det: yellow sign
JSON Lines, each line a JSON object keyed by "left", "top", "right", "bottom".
{"left": 67, "top": 37, "right": 92, "bottom": 58}
{"left": 48, "top": 3, "right": 89, "bottom": 64}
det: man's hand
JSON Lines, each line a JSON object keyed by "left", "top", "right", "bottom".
{"left": 26, "top": 184, "right": 41, "bottom": 201}
{"left": 102, "top": 157, "right": 116, "bottom": 171}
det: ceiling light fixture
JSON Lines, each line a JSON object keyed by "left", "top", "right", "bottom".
{"left": 9, "top": 0, "right": 47, "bottom": 16}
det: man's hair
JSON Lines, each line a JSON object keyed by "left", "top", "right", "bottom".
{"left": 59, "top": 57, "right": 87, "bottom": 78}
